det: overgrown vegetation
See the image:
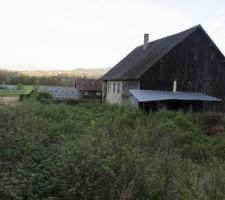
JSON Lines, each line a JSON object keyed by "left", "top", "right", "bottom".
{"left": 0, "top": 100, "right": 225, "bottom": 200}
{"left": 0, "top": 86, "right": 35, "bottom": 97}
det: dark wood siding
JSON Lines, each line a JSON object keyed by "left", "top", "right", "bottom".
{"left": 122, "top": 80, "right": 140, "bottom": 96}
{"left": 140, "top": 29, "right": 225, "bottom": 110}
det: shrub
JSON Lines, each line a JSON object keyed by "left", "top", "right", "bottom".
{"left": 202, "top": 112, "right": 225, "bottom": 135}
{"left": 36, "top": 92, "right": 53, "bottom": 102}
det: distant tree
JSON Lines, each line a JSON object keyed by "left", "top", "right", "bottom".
{"left": 17, "top": 83, "right": 24, "bottom": 90}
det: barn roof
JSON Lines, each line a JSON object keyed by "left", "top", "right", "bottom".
{"left": 130, "top": 90, "right": 222, "bottom": 102}
{"left": 102, "top": 25, "right": 224, "bottom": 81}
{"left": 75, "top": 79, "right": 102, "bottom": 91}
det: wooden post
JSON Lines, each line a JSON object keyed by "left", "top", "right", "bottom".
{"left": 143, "top": 102, "right": 145, "bottom": 111}
{"left": 213, "top": 102, "right": 216, "bottom": 112}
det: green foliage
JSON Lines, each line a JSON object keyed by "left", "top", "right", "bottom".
{"left": 0, "top": 85, "right": 35, "bottom": 97}
{"left": 0, "top": 101, "right": 225, "bottom": 199}
{"left": 36, "top": 92, "right": 53, "bottom": 102}
{"left": 0, "top": 70, "right": 78, "bottom": 86}
{"left": 16, "top": 83, "right": 24, "bottom": 90}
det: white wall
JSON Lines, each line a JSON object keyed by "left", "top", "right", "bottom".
{"left": 106, "top": 81, "right": 123, "bottom": 105}
{"left": 104, "top": 80, "right": 140, "bottom": 106}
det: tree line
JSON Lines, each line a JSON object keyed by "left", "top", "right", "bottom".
{"left": 0, "top": 70, "right": 75, "bottom": 86}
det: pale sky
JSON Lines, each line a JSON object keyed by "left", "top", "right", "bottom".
{"left": 0, "top": 0, "right": 225, "bottom": 70}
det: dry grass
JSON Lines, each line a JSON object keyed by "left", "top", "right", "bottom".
{"left": 0, "top": 97, "right": 19, "bottom": 107}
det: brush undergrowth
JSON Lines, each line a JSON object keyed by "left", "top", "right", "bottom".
{"left": 0, "top": 100, "right": 225, "bottom": 200}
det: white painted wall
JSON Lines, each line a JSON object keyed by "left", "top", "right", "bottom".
{"left": 104, "top": 80, "right": 140, "bottom": 106}
{"left": 106, "top": 81, "right": 123, "bottom": 105}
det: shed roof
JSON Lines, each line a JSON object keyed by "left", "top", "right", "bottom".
{"left": 0, "top": 85, "right": 18, "bottom": 90}
{"left": 75, "top": 79, "right": 102, "bottom": 91}
{"left": 130, "top": 90, "right": 222, "bottom": 102}
{"left": 102, "top": 25, "right": 224, "bottom": 81}
{"left": 38, "top": 86, "right": 81, "bottom": 99}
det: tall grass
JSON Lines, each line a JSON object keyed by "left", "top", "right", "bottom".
{"left": 0, "top": 100, "right": 225, "bottom": 200}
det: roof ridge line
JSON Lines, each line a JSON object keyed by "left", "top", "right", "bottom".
{"left": 136, "top": 24, "right": 201, "bottom": 49}
{"left": 135, "top": 26, "right": 200, "bottom": 79}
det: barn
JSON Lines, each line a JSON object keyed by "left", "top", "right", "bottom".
{"left": 102, "top": 25, "right": 225, "bottom": 111}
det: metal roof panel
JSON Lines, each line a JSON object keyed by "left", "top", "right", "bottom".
{"left": 38, "top": 86, "right": 81, "bottom": 99}
{"left": 129, "top": 90, "right": 222, "bottom": 102}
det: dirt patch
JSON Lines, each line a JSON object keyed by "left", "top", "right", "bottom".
{"left": 0, "top": 97, "right": 19, "bottom": 107}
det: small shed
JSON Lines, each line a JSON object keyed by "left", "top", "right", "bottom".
{"left": 75, "top": 78, "right": 102, "bottom": 96}
{"left": 38, "top": 86, "right": 81, "bottom": 100}
{"left": 0, "top": 85, "right": 18, "bottom": 90}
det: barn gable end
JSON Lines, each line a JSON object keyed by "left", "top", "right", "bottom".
{"left": 140, "top": 28, "right": 225, "bottom": 100}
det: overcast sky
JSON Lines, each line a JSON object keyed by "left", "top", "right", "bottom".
{"left": 0, "top": 0, "right": 225, "bottom": 70}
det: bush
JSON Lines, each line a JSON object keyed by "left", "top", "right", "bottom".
{"left": 36, "top": 92, "right": 53, "bottom": 102}
{"left": 202, "top": 112, "right": 225, "bottom": 135}
{"left": 19, "top": 90, "right": 36, "bottom": 101}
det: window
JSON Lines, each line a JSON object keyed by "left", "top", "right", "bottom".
{"left": 117, "top": 83, "right": 120, "bottom": 93}
{"left": 107, "top": 82, "right": 110, "bottom": 92}
{"left": 113, "top": 83, "right": 116, "bottom": 93}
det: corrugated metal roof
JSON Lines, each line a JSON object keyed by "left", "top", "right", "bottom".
{"left": 0, "top": 85, "right": 18, "bottom": 90}
{"left": 38, "top": 86, "right": 81, "bottom": 99}
{"left": 129, "top": 90, "right": 222, "bottom": 102}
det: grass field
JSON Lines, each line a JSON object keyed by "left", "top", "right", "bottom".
{"left": 0, "top": 85, "right": 35, "bottom": 97}
{"left": 0, "top": 100, "right": 225, "bottom": 199}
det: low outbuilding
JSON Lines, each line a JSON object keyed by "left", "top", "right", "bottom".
{"left": 38, "top": 86, "right": 81, "bottom": 100}
{"left": 75, "top": 78, "right": 102, "bottom": 97}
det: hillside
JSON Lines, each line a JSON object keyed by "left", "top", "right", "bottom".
{"left": 0, "top": 101, "right": 225, "bottom": 199}
{"left": 0, "top": 68, "right": 110, "bottom": 86}
{"left": 19, "top": 67, "right": 111, "bottom": 78}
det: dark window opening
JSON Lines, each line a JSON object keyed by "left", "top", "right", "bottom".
{"left": 117, "top": 83, "right": 120, "bottom": 93}
{"left": 113, "top": 83, "right": 115, "bottom": 93}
